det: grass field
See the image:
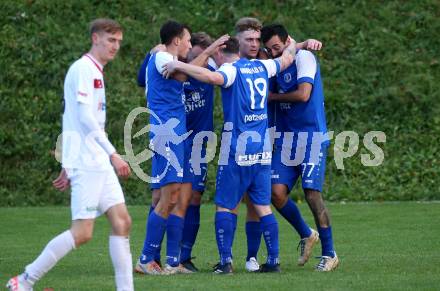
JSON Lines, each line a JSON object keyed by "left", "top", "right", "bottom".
{"left": 1, "top": 202, "right": 439, "bottom": 290}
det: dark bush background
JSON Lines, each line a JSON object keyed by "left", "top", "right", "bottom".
{"left": 1, "top": 0, "right": 439, "bottom": 206}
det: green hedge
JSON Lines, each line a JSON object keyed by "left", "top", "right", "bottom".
{"left": 1, "top": 0, "right": 439, "bottom": 206}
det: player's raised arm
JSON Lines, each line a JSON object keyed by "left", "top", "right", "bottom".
{"left": 163, "top": 37, "right": 241, "bottom": 86}
{"left": 296, "top": 39, "right": 322, "bottom": 51}
{"left": 275, "top": 36, "right": 297, "bottom": 72}
{"left": 189, "top": 34, "right": 230, "bottom": 67}
{"left": 163, "top": 60, "right": 225, "bottom": 85}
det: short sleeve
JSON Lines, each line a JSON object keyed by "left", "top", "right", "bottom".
{"left": 207, "top": 57, "right": 218, "bottom": 71}
{"left": 74, "top": 64, "right": 94, "bottom": 105}
{"left": 260, "top": 59, "right": 280, "bottom": 78}
{"left": 217, "top": 63, "right": 237, "bottom": 88}
{"left": 296, "top": 50, "right": 317, "bottom": 85}
{"left": 155, "top": 52, "right": 174, "bottom": 75}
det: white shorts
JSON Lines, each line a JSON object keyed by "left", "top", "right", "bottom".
{"left": 67, "top": 168, "right": 125, "bottom": 220}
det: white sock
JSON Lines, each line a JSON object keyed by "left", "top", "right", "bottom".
{"left": 109, "top": 236, "right": 134, "bottom": 291}
{"left": 24, "top": 230, "right": 75, "bottom": 285}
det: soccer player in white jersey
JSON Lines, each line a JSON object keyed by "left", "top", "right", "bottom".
{"left": 6, "top": 19, "right": 134, "bottom": 291}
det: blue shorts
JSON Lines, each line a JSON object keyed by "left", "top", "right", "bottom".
{"left": 215, "top": 160, "right": 271, "bottom": 210}
{"left": 151, "top": 141, "right": 206, "bottom": 191}
{"left": 271, "top": 142, "right": 328, "bottom": 193}
{"left": 150, "top": 136, "right": 190, "bottom": 188}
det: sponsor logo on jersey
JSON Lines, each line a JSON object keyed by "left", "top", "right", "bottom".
{"left": 237, "top": 151, "right": 272, "bottom": 166}
{"left": 244, "top": 113, "right": 267, "bottom": 123}
{"left": 185, "top": 91, "right": 206, "bottom": 113}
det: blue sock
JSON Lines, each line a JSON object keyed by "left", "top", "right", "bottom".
{"left": 180, "top": 205, "right": 200, "bottom": 262}
{"left": 260, "top": 213, "right": 280, "bottom": 266}
{"left": 245, "top": 221, "right": 262, "bottom": 261}
{"left": 215, "top": 211, "right": 234, "bottom": 265}
{"left": 148, "top": 205, "right": 162, "bottom": 262}
{"left": 166, "top": 214, "right": 184, "bottom": 266}
{"left": 318, "top": 226, "right": 335, "bottom": 257}
{"left": 277, "top": 199, "right": 311, "bottom": 238}
{"left": 141, "top": 211, "right": 167, "bottom": 264}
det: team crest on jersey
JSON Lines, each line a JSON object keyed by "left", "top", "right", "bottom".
{"left": 284, "top": 73, "right": 292, "bottom": 83}
{"left": 94, "top": 79, "right": 103, "bottom": 88}
{"left": 191, "top": 91, "right": 201, "bottom": 102}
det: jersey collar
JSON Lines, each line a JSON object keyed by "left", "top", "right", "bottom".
{"left": 84, "top": 53, "right": 104, "bottom": 75}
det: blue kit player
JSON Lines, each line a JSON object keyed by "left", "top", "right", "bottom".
{"left": 233, "top": 17, "right": 323, "bottom": 272}
{"left": 135, "top": 20, "right": 193, "bottom": 275}
{"left": 136, "top": 27, "right": 227, "bottom": 274}
{"left": 163, "top": 37, "right": 298, "bottom": 273}
{"left": 261, "top": 24, "right": 339, "bottom": 271}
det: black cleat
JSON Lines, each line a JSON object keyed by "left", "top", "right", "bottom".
{"left": 213, "top": 262, "right": 233, "bottom": 275}
{"left": 259, "top": 263, "right": 281, "bottom": 273}
{"left": 181, "top": 258, "right": 199, "bottom": 272}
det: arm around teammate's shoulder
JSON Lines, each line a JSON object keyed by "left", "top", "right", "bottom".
{"left": 155, "top": 51, "right": 188, "bottom": 82}
{"left": 163, "top": 60, "right": 225, "bottom": 86}
{"left": 277, "top": 37, "right": 297, "bottom": 72}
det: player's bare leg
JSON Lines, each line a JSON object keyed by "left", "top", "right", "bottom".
{"left": 304, "top": 189, "right": 339, "bottom": 271}
{"left": 106, "top": 203, "right": 134, "bottom": 290}
{"left": 155, "top": 183, "right": 181, "bottom": 218}
{"left": 272, "top": 184, "right": 318, "bottom": 266}
{"left": 7, "top": 219, "right": 93, "bottom": 291}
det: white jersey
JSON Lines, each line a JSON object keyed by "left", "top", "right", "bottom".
{"left": 62, "top": 54, "right": 112, "bottom": 171}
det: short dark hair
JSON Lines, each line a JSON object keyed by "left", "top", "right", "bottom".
{"left": 220, "top": 37, "right": 239, "bottom": 54}
{"left": 160, "top": 20, "right": 191, "bottom": 45}
{"left": 261, "top": 24, "right": 289, "bottom": 45}
{"left": 191, "top": 32, "right": 213, "bottom": 49}
{"left": 234, "top": 17, "right": 262, "bottom": 34}
{"left": 89, "top": 18, "right": 122, "bottom": 36}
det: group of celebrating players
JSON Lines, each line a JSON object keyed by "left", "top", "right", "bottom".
{"left": 7, "top": 16, "right": 339, "bottom": 291}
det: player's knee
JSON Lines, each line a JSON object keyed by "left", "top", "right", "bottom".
{"left": 112, "top": 214, "right": 132, "bottom": 236}
{"left": 254, "top": 204, "right": 272, "bottom": 217}
{"left": 246, "top": 205, "right": 260, "bottom": 221}
{"left": 191, "top": 191, "right": 202, "bottom": 205}
{"left": 72, "top": 229, "right": 93, "bottom": 246}
{"left": 304, "top": 189, "right": 322, "bottom": 204}
{"left": 152, "top": 189, "right": 161, "bottom": 206}
{"left": 271, "top": 191, "right": 287, "bottom": 209}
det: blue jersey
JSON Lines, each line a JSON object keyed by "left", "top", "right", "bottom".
{"left": 274, "top": 50, "right": 328, "bottom": 145}
{"left": 267, "top": 76, "right": 278, "bottom": 128}
{"left": 184, "top": 64, "right": 215, "bottom": 143}
{"left": 146, "top": 52, "right": 186, "bottom": 137}
{"left": 137, "top": 52, "right": 150, "bottom": 87}
{"left": 217, "top": 58, "right": 280, "bottom": 164}
{"left": 139, "top": 53, "right": 214, "bottom": 141}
